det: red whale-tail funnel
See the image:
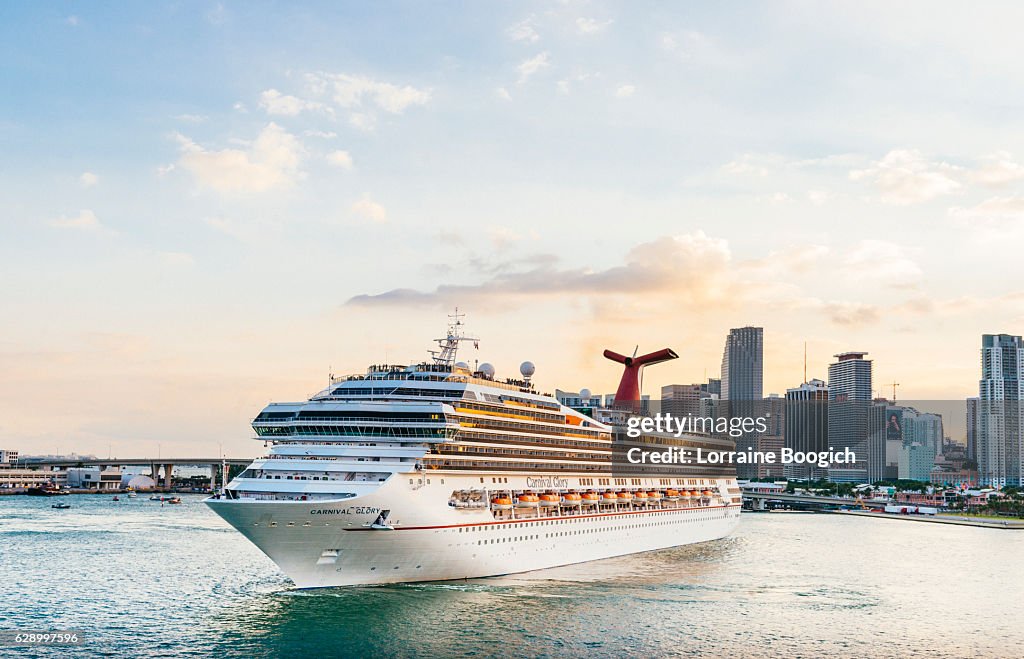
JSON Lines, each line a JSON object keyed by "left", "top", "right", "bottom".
{"left": 603, "top": 347, "right": 679, "bottom": 403}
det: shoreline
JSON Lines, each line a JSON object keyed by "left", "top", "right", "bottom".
{"left": 833, "top": 509, "right": 1024, "bottom": 529}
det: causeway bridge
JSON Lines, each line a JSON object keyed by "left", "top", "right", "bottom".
{"left": 742, "top": 490, "right": 889, "bottom": 511}
{"left": 15, "top": 457, "right": 254, "bottom": 489}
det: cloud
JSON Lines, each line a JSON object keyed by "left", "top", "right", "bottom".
{"left": 840, "top": 239, "right": 922, "bottom": 288}
{"left": 507, "top": 17, "right": 539, "bottom": 43}
{"left": 576, "top": 17, "right": 613, "bottom": 34}
{"left": 304, "top": 130, "right": 337, "bottom": 139}
{"left": 79, "top": 172, "right": 98, "bottom": 187}
{"left": 352, "top": 196, "right": 387, "bottom": 223}
{"left": 968, "top": 152, "right": 1024, "bottom": 187}
{"left": 495, "top": 87, "right": 512, "bottom": 101}
{"left": 615, "top": 84, "right": 635, "bottom": 98}
{"left": 175, "top": 123, "right": 303, "bottom": 193}
{"left": 49, "top": 209, "right": 108, "bottom": 232}
{"left": 517, "top": 52, "right": 550, "bottom": 83}
{"left": 259, "top": 89, "right": 325, "bottom": 116}
{"left": 949, "top": 195, "right": 1024, "bottom": 225}
{"left": 174, "top": 114, "right": 207, "bottom": 123}
{"left": 326, "top": 150, "right": 354, "bottom": 170}
{"left": 66, "top": 15, "right": 79, "bottom": 26}
{"left": 305, "top": 72, "right": 431, "bottom": 114}
{"left": 821, "top": 301, "right": 881, "bottom": 326}
{"left": 348, "top": 231, "right": 733, "bottom": 307}
{"left": 849, "top": 149, "right": 962, "bottom": 204}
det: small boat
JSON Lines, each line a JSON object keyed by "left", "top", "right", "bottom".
{"left": 149, "top": 495, "right": 164, "bottom": 501}
{"left": 491, "top": 496, "right": 514, "bottom": 510}
{"left": 616, "top": 491, "right": 633, "bottom": 503}
{"left": 166, "top": 497, "right": 182, "bottom": 505}
{"left": 51, "top": 503, "right": 71, "bottom": 509}
{"left": 515, "top": 494, "right": 540, "bottom": 508}
{"left": 561, "top": 492, "right": 583, "bottom": 505}
{"left": 127, "top": 492, "right": 137, "bottom": 499}
{"left": 538, "top": 493, "right": 560, "bottom": 507}
{"left": 634, "top": 491, "right": 649, "bottom": 505}
{"left": 601, "top": 491, "right": 618, "bottom": 503}
{"left": 581, "top": 492, "right": 600, "bottom": 506}
{"left": 665, "top": 489, "right": 681, "bottom": 501}
{"left": 647, "top": 491, "right": 662, "bottom": 501}
{"left": 112, "top": 496, "right": 120, "bottom": 502}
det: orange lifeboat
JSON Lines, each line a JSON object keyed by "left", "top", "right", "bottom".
{"left": 616, "top": 491, "right": 633, "bottom": 503}
{"left": 601, "top": 491, "right": 618, "bottom": 503}
{"left": 665, "top": 489, "right": 681, "bottom": 501}
{"left": 634, "top": 491, "right": 649, "bottom": 505}
{"left": 581, "top": 492, "right": 600, "bottom": 506}
{"left": 647, "top": 491, "right": 662, "bottom": 501}
{"left": 516, "top": 493, "right": 540, "bottom": 508}
{"left": 562, "top": 492, "right": 583, "bottom": 506}
{"left": 491, "top": 496, "right": 513, "bottom": 510}
{"left": 539, "top": 493, "right": 561, "bottom": 507}
{"left": 701, "top": 490, "right": 713, "bottom": 497}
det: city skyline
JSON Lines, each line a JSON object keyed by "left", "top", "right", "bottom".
{"left": 5, "top": 2, "right": 1024, "bottom": 456}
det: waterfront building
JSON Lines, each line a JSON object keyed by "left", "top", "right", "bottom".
{"left": 0, "top": 467, "right": 66, "bottom": 490}
{"left": 978, "top": 334, "right": 1024, "bottom": 487}
{"left": 898, "top": 442, "right": 935, "bottom": 481}
{"left": 867, "top": 401, "right": 887, "bottom": 484}
{"left": 966, "top": 397, "right": 979, "bottom": 461}
{"left": 755, "top": 434, "right": 785, "bottom": 480}
{"left": 65, "top": 467, "right": 124, "bottom": 491}
{"left": 0, "top": 450, "right": 18, "bottom": 464}
{"left": 783, "top": 379, "right": 829, "bottom": 481}
{"left": 661, "top": 384, "right": 710, "bottom": 418}
{"left": 827, "top": 352, "right": 872, "bottom": 483}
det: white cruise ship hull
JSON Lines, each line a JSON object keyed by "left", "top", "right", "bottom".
{"left": 207, "top": 475, "right": 741, "bottom": 588}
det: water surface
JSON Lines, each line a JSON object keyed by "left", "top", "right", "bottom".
{"left": 1, "top": 495, "right": 1020, "bottom": 657}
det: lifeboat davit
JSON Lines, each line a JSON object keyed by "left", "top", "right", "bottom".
{"left": 539, "top": 493, "right": 561, "bottom": 507}
{"left": 491, "top": 496, "right": 513, "bottom": 510}
{"left": 562, "top": 492, "right": 583, "bottom": 505}
{"left": 581, "top": 492, "right": 600, "bottom": 506}
{"left": 634, "top": 491, "right": 649, "bottom": 505}
{"left": 516, "top": 493, "right": 540, "bottom": 508}
{"left": 665, "top": 489, "right": 680, "bottom": 501}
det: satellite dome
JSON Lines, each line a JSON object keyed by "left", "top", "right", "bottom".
{"left": 519, "top": 361, "right": 536, "bottom": 378}
{"left": 455, "top": 361, "right": 470, "bottom": 370}
{"left": 478, "top": 363, "right": 495, "bottom": 378}
{"left": 579, "top": 388, "right": 592, "bottom": 401}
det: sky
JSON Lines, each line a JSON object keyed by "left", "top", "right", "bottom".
{"left": 3, "top": 1, "right": 1024, "bottom": 457}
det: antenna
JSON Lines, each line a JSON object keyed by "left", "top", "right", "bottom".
{"left": 803, "top": 341, "right": 807, "bottom": 384}
{"left": 428, "top": 307, "right": 479, "bottom": 367}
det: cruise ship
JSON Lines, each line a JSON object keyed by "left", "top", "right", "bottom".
{"left": 207, "top": 315, "right": 741, "bottom": 587}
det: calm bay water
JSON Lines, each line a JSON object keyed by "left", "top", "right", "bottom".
{"left": 1, "top": 495, "right": 1021, "bottom": 658}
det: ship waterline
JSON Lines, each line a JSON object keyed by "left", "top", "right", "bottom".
{"left": 207, "top": 316, "right": 739, "bottom": 587}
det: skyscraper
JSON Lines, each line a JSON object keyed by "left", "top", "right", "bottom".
{"left": 978, "top": 334, "right": 1024, "bottom": 487}
{"left": 721, "top": 327, "right": 763, "bottom": 479}
{"left": 966, "top": 397, "right": 979, "bottom": 462}
{"left": 827, "top": 352, "right": 872, "bottom": 483}
{"left": 720, "top": 327, "right": 763, "bottom": 402}
{"left": 784, "top": 379, "right": 829, "bottom": 481}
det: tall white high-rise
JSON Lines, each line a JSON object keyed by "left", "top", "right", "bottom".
{"left": 979, "top": 334, "right": 1024, "bottom": 487}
